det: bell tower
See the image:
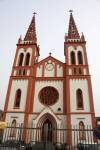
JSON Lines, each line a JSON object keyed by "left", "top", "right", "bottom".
{"left": 3, "top": 13, "right": 40, "bottom": 128}
{"left": 64, "top": 11, "right": 95, "bottom": 143}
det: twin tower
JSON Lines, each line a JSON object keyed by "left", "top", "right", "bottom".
{"left": 3, "top": 12, "right": 95, "bottom": 144}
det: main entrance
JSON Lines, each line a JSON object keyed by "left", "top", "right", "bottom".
{"left": 37, "top": 113, "right": 57, "bottom": 143}
{"left": 42, "top": 119, "right": 52, "bottom": 142}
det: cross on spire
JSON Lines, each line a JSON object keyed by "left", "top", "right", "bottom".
{"left": 49, "top": 52, "right": 52, "bottom": 56}
{"left": 69, "top": 9, "right": 73, "bottom": 13}
{"left": 33, "top": 12, "right": 37, "bottom": 16}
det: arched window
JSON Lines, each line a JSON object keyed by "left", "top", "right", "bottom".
{"left": 18, "top": 53, "right": 24, "bottom": 66}
{"left": 76, "top": 89, "right": 83, "bottom": 109}
{"left": 70, "top": 51, "right": 76, "bottom": 64}
{"left": 79, "top": 121, "right": 86, "bottom": 140}
{"left": 78, "top": 51, "right": 83, "bottom": 64}
{"left": 10, "top": 120, "right": 16, "bottom": 137}
{"left": 14, "top": 89, "right": 21, "bottom": 108}
{"left": 25, "top": 53, "right": 30, "bottom": 66}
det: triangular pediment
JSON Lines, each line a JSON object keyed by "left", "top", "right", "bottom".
{"left": 36, "top": 55, "right": 64, "bottom": 77}
{"left": 33, "top": 106, "right": 61, "bottom": 123}
{"left": 37, "top": 55, "right": 64, "bottom": 66}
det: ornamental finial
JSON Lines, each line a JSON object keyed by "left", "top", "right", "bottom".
{"left": 33, "top": 12, "right": 37, "bottom": 16}
{"left": 49, "top": 52, "right": 52, "bottom": 56}
{"left": 69, "top": 10, "right": 73, "bottom": 14}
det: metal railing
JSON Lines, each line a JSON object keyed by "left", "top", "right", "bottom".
{"left": 0, "top": 124, "right": 100, "bottom": 150}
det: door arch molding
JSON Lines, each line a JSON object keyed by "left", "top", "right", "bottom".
{"left": 37, "top": 113, "right": 57, "bottom": 142}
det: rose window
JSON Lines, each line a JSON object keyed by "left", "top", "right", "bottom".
{"left": 39, "top": 86, "right": 59, "bottom": 105}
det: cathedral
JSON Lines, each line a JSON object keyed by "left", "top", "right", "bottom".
{"left": 3, "top": 12, "right": 95, "bottom": 144}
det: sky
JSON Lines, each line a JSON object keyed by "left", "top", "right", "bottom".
{"left": 0, "top": 0, "right": 100, "bottom": 116}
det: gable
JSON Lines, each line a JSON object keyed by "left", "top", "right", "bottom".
{"left": 36, "top": 56, "right": 64, "bottom": 77}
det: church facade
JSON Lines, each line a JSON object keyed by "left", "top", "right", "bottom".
{"left": 3, "top": 12, "right": 95, "bottom": 144}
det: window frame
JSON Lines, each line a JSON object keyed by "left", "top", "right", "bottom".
{"left": 18, "top": 53, "right": 24, "bottom": 66}
{"left": 70, "top": 51, "right": 76, "bottom": 65}
{"left": 78, "top": 51, "right": 83, "bottom": 64}
{"left": 39, "top": 86, "right": 59, "bottom": 106}
{"left": 76, "top": 88, "right": 84, "bottom": 110}
{"left": 14, "top": 89, "right": 21, "bottom": 109}
{"left": 24, "top": 52, "right": 30, "bottom": 66}
{"left": 79, "top": 121, "right": 86, "bottom": 140}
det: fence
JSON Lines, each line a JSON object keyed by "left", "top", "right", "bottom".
{"left": 0, "top": 124, "right": 100, "bottom": 150}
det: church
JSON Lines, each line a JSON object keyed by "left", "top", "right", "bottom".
{"left": 3, "top": 12, "right": 95, "bottom": 144}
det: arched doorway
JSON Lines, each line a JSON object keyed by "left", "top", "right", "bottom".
{"left": 37, "top": 113, "right": 57, "bottom": 143}
{"left": 42, "top": 119, "right": 52, "bottom": 142}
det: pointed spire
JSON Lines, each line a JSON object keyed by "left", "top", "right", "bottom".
{"left": 81, "top": 32, "right": 85, "bottom": 42}
{"left": 18, "top": 35, "right": 22, "bottom": 44}
{"left": 24, "top": 12, "right": 37, "bottom": 43}
{"left": 67, "top": 10, "right": 80, "bottom": 39}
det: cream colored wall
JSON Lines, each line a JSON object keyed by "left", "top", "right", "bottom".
{"left": 36, "top": 65, "right": 43, "bottom": 77}
{"left": 4, "top": 113, "right": 25, "bottom": 141}
{"left": 33, "top": 80, "right": 64, "bottom": 113}
{"left": 71, "top": 114, "right": 93, "bottom": 145}
{"left": 36, "top": 62, "right": 63, "bottom": 77}
{"left": 14, "top": 70, "right": 17, "bottom": 76}
{"left": 70, "top": 79, "right": 90, "bottom": 112}
{"left": 84, "top": 68, "right": 87, "bottom": 75}
{"left": 71, "top": 114, "right": 92, "bottom": 126}
{"left": 27, "top": 70, "right": 30, "bottom": 76}
{"left": 57, "top": 65, "right": 63, "bottom": 77}
{"left": 5, "top": 113, "right": 25, "bottom": 124}
{"left": 8, "top": 79, "right": 28, "bottom": 111}
{"left": 69, "top": 69, "right": 72, "bottom": 75}
{"left": 44, "top": 62, "right": 55, "bottom": 77}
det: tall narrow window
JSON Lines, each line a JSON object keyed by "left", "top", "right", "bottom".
{"left": 25, "top": 53, "right": 30, "bottom": 66}
{"left": 76, "top": 89, "right": 83, "bottom": 109}
{"left": 78, "top": 51, "right": 83, "bottom": 64}
{"left": 10, "top": 120, "right": 16, "bottom": 137}
{"left": 70, "top": 51, "right": 76, "bottom": 64}
{"left": 79, "top": 121, "right": 86, "bottom": 140}
{"left": 18, "top": 53, "right": 24, "bottom": 66}
{"left": 14, "top": 89, "right": 21, "bottom": 108}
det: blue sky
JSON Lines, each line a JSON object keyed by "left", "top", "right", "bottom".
{"left": 0, "top": 0, "right": 100, "bottom": 116}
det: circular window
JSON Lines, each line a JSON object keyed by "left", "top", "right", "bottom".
{"left": 39, "top": 86, "right": 59, "bottom": 105}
